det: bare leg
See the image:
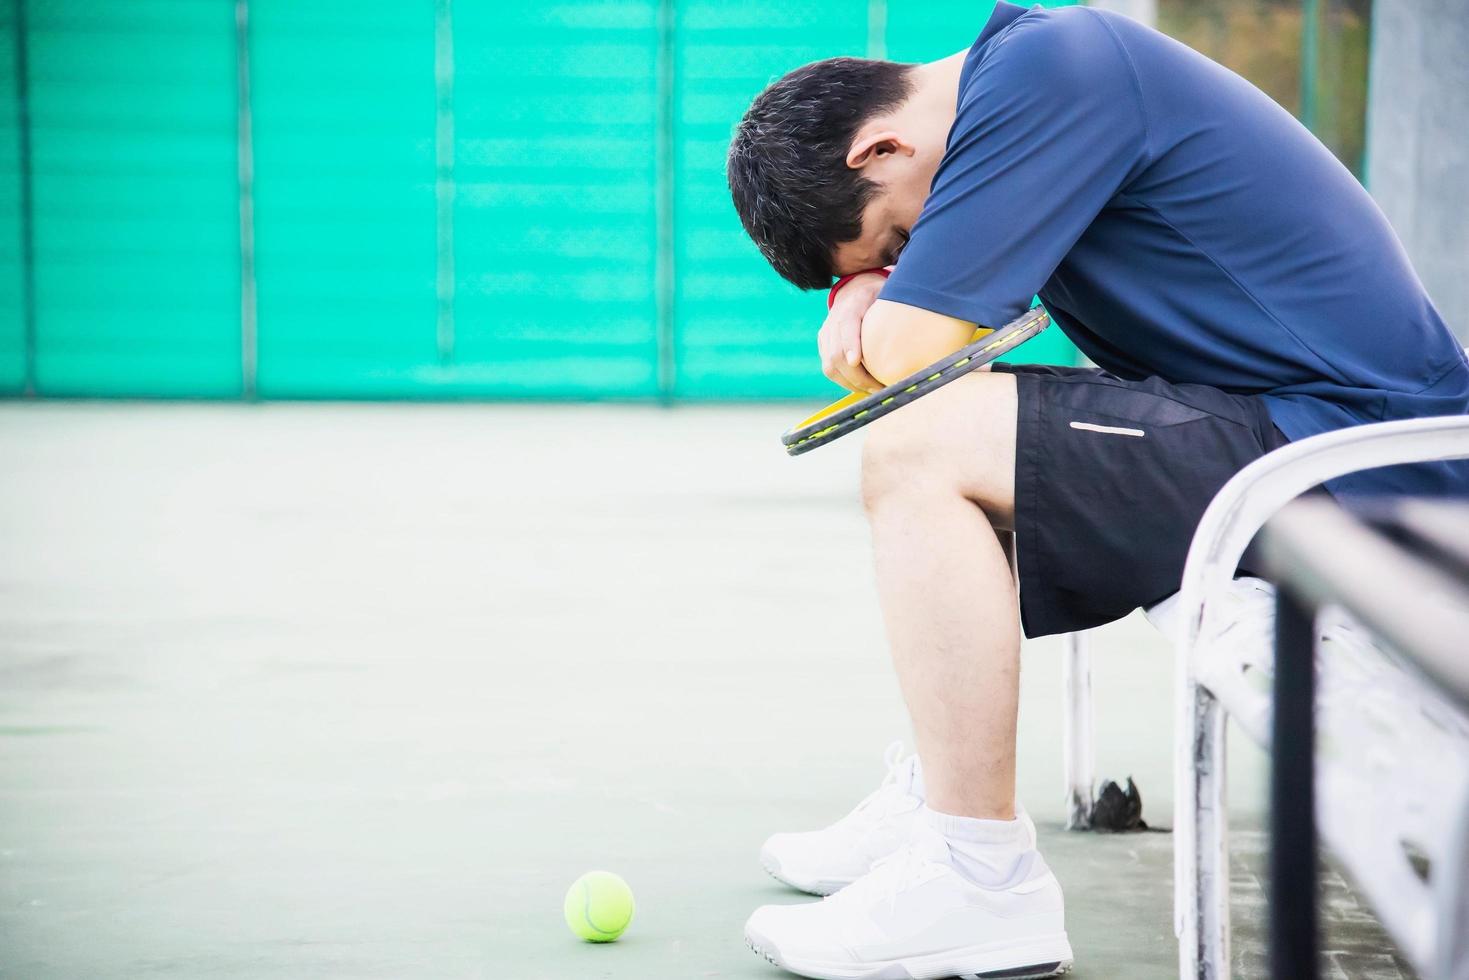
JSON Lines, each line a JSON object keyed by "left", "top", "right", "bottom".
{"left": 745, "top": 376, "right": 1071, "bottom": 977}
{"left": 861, "top": 373, "right": 1020, "bottom": 820}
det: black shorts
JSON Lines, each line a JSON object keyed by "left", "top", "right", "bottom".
{"left": 994, "top": 364, "right": 1290, "bottom": 638}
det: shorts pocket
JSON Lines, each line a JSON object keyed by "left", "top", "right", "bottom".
{"left": 1054, "top": 381, "right": 1214, "bottom": 429}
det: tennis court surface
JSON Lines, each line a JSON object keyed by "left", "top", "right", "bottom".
{"left": 0, "top": 404, "right": 1414, "bottom": 978}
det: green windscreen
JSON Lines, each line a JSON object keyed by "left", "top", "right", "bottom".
{"left": 24, "top": 0, "right": 240, "bottom": 397}
{"left": 670, "top": 0, "right": 864, "bottom": 400}
{"left": 4, "top": 0, "right": 1081, "bottom": 401}
{"left": 0, "top": 3, "right": 24, "bottom": 393}
{"left": 250, "top": 1, "right": 438, "bottom": 398}
{"left": 450, "top": 1, "right": 660, "bottom": 398}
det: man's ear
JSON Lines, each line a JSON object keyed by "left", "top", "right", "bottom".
{"left": 846, "top": 130, "right": 915, "bottom": 170}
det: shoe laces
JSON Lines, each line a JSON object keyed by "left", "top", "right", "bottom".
{"left": 830, "top": 831, "right": 947, "bottom": 912}
{"left": 838, "top": 742, "right": 919, "bottom": 829}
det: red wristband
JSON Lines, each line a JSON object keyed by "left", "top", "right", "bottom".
{"left": 827, "top": 266, "right": 892, "bottom": 310}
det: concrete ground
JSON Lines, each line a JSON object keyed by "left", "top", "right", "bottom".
{"left": 0, "top": 404, "right": 1412, "bottom": 979}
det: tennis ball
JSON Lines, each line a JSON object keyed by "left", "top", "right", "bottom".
{"left": 563, "top": 870, "right": 635, "bottom": 943}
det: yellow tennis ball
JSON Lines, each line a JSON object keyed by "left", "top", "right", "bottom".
{"left": 563, "top": 871, "right": 635, "bottom": 943}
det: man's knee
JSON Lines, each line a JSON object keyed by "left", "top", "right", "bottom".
{"left": 861, "top": 410, "right": 940, "bottom": 509}
{"left": 859, "top": 372, "right": 1018, "bottom": 516}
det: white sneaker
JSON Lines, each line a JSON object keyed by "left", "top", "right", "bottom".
{"left": 745, "top": 823, "right": 1073, "bottom": 980}
{"left": 760, "top": 744, "right": 1037, "bottom": 896}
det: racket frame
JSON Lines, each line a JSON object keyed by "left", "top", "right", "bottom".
{"left": 781, "top": 306, "right": 1051, "bottom": 456}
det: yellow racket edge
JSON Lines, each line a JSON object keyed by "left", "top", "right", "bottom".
{"left": 788, "top": 325, "right": 997, "bottom": 431}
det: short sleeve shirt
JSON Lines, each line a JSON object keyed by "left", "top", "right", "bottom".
{"left": 880, "top": 2, "right": 1469, "bottom": 498}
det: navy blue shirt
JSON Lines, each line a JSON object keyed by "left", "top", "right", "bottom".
{"left": 881, "top": 2, "right": 1469, "bottom": 498}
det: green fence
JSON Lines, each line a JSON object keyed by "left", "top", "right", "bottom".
{"left": 1, "top": 0, "right": 29, "bottom": 391}
{"left": 2, "top": 0, "right": 1084, "bottom": 401}
{"left": 21, "top": 2, "right": 242, "bottom": 397}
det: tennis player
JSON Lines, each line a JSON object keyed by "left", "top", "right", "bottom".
{"left": 726, "top": 3, "right": 1469, "bottom": 977}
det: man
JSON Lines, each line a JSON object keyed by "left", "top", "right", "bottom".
{"left": 726, "top": 3, "right": 1469, "bottom": 978}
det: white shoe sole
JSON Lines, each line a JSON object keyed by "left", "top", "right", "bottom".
{"left": 759, "top": 849, "right": 852, "bottom": 898}
{"left": 745, "top": 924, "right": 1072, "bottom": 980}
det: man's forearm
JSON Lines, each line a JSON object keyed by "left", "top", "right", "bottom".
{"left": 860, "top": 300, "right": 978, "bottom": 386}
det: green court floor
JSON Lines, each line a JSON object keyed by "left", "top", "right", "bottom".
{"left": 0, "top": 404, "right": 1411, "bottom": 978}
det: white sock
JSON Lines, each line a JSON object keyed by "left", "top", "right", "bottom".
{"left": 921, "top": 805, "right": 1034, "bottom": 889}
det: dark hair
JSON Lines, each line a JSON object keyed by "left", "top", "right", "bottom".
{"left": 726, "top": 58, "right": 915, "bottom": 290}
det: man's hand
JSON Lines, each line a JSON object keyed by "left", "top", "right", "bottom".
{"left": 817, "top": 272, "right": 886, "bottom": 393}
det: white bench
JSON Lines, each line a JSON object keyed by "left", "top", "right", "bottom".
{"left": 1060, "top": 413, "right": 1469, "bottom": 978}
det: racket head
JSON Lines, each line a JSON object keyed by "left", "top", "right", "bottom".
{"left": 786, "top": 389, "right": 868, "bottom": 433}
{"left": 781, "top": 306, "right": 1050, "bottom": 456}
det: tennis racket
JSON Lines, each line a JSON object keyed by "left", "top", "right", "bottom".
{"left": 781, "top": 306, "right": 1050, "bottom": 456}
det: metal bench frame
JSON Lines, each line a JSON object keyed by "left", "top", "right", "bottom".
{"left": 1059, "top": 412, "right": 1469, "bottom": 978}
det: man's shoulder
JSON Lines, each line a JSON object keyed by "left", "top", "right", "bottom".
{"left": 967, "top": 5, "right": 1132, "bottom": 96}
{"left": 986, "top": 4, "right": 1119, "bottom": 56}
{"left": 956, "top": 4, "right": 1139, "bottom": 123}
